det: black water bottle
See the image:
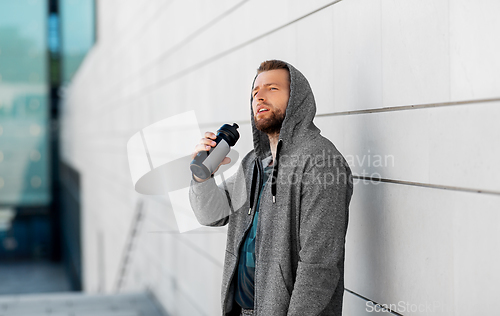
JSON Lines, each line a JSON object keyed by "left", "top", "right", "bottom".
{"left": 190, "top": 123, "right": 240, "bottom": 180}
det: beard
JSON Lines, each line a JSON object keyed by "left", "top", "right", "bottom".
{"left": 255, "top": 107, "right": 286, "bottom": 135}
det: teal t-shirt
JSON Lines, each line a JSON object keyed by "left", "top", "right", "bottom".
{"left": 234, "top": 162, "right": 273, "bottom": 310}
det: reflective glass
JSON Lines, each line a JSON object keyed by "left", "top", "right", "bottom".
{"left": 0, "top": 0, "right": 50, "bottom": 205}
{"left": 60, "top": 0, "right": 95, "bottom": 83}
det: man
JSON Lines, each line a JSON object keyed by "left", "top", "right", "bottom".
{"left": 189, "top": 60, "right": 353, "bottom": 315}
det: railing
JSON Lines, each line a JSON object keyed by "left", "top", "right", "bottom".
{"left": 114, "top": 199, "right": 145, "bottom": 292}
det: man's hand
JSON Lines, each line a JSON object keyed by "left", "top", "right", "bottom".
{"left": 191, "top": 131, "right": 231, "bottom": 183}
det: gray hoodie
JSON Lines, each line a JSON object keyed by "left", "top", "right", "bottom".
{"left": 189, "top": 62, "right": 353, "bottom": 316}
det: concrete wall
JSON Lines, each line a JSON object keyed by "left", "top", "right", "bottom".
{"left": 59, "top": 0, "right": 500, "bottom": 315}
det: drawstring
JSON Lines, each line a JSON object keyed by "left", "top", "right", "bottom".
{"left": 248, "top": 161, "right": 258, "bottom": 214}
{"left": 248, "top": 139, "right": 282, "bottom": 214}
{"left": 271, "top": 139, "right": 283, "bottom": 204}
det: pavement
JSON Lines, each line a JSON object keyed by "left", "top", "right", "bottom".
{"left": 0, "top": 261, "right": 167, "bottom": 315}
{"left": 0, "top": 292, "right": 166, "bottom": 316}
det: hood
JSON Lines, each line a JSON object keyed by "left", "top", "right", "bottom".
{"left": 250, "top": 61, "right": 320, "bottom": 158}
{"left": 248, "top": 61, "right": 321, "bottom": 206}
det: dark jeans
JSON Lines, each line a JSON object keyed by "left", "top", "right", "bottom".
{"left": 240, "top": 308, "right": 254, "bottom": 316}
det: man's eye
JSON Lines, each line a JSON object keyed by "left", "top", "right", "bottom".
{"left": 270, "top": 87, "right": 277, "bottom": 90}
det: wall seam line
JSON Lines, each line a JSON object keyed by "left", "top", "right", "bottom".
{"left": 101, "top": 0, "right": 250, "bottom": 99}
{"left": 94, "top": 0, "right": 346, "bottom": 116}
{"left": 194, "top": 97, "right": 500, "bottom": 129}
{"left": 353, "top": 175, "right": 500, "bottom": 196}
{"left": 344, "top": 288, "right": 405, "bottom": 316}
{"left": 315, "top": 97, "right": 500, "bottom": 117}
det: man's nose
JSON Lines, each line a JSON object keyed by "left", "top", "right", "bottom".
{"left": 255, "top": 90, "right": 265, "bottom": 100}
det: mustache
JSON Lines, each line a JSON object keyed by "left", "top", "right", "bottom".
{"left": 255, "top": 102, "right": 272, "bottom": 112}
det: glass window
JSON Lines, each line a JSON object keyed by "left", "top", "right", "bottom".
{"left": 0, "top": 0, "right": 50, "bottom": 205}
{"left": 60, "top": 0, "right": 96, "bottom": 83}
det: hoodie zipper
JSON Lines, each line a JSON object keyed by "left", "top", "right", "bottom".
{"left": 271, "top": 139, "right": 283, "bottom": 204}
{"left": 223, "top": 158, "right": 262, "bottom": 315}
{"left": 248, "top": 161, "right": 259, "bottom": 215}
{"left": 228, "top": 145, "right": 279, "bottom": 313}
{"left": 253, "top": 157, "right": 264, "bottom": 314}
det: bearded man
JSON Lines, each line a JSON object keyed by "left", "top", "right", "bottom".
{"left": 189, "top": 60, "right": 353, "bottom": 316}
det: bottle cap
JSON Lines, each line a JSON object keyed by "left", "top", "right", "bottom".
{"left": 217, "top": 123, "right": 240, "bottom": 146}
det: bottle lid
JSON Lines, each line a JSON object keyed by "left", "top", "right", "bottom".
{"left": 217, "top": 123, "right": 240, "bottom": 146}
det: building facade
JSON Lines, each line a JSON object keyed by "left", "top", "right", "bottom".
{"left": 60, "top": 0, "right": 500, "bottom": 315}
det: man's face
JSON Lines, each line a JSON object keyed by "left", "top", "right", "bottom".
{"left": 251, "top": 69, "right": 290, "bottom": 135}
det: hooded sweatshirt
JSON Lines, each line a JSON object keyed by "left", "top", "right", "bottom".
{"left": 189, "top": 62, "right": 353, "bottom": 316}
